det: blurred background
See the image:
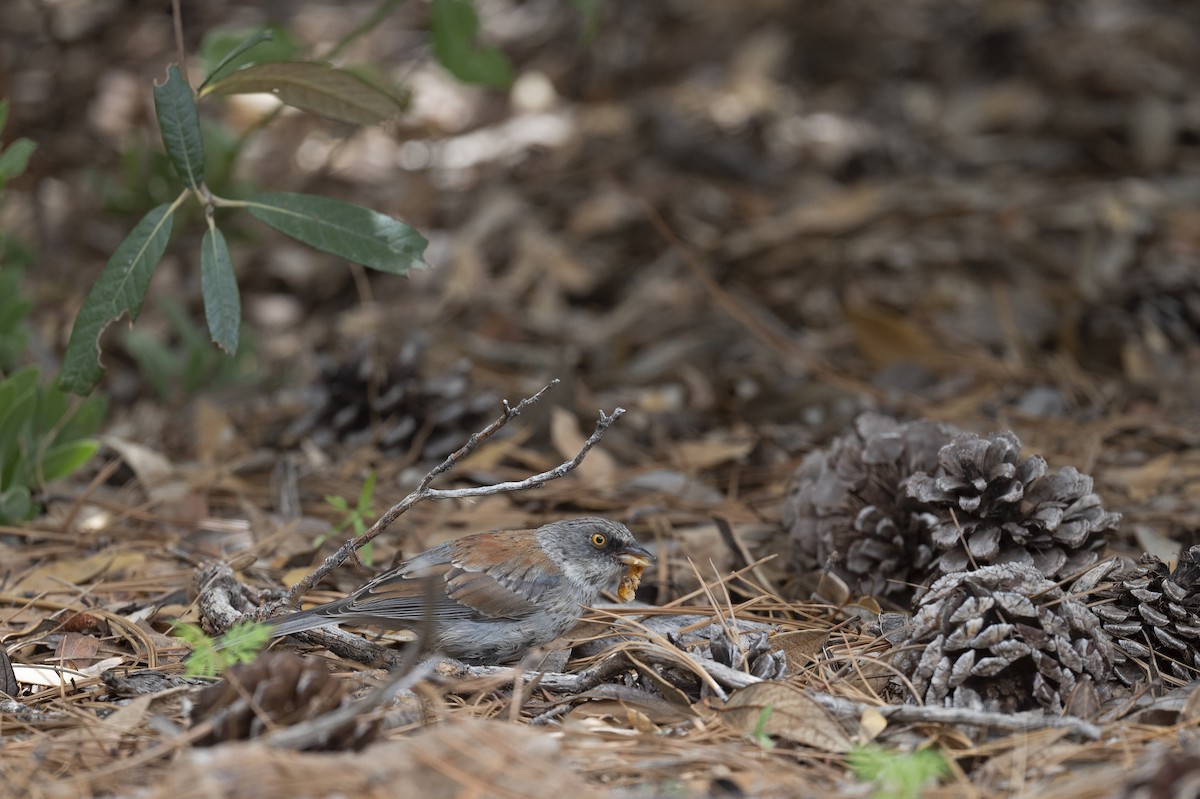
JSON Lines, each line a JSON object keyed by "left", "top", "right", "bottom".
{"left": 2, "top": 0, "right": 1199, "bottom": 582}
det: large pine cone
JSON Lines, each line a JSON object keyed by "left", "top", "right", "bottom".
{"left": 190, "top": 651, "right": 379, "bottom": 750}
{"left": 906, "top": 431, "right": 1119, "bottom": 579}
{"left": 1086, "top": 545, "right": 1200, "bottom": 688}
{"left": 782, "top": 413, "right": 957, "bottom": 598}
{"left": 896, "top": 562, "right": 1117, "bottom": 713}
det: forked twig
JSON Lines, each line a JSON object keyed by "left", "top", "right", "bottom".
{"left": 274, "top": 380, "right": 625, "bottom": 611}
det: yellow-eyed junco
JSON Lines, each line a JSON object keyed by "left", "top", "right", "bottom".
{"left": 268, "top": 517, "right": 653, "bottom": 664}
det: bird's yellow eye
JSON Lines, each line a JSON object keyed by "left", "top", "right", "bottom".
{"left": 590, "top": 532, "right": 607, "bottom": 548}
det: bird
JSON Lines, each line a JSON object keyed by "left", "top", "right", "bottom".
{"left": 267, "top": 517, "right": 653, "bottom": 664}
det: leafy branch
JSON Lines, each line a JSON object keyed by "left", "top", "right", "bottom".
{"left": 60, "top": 36, "right": 427, "bottom": 396}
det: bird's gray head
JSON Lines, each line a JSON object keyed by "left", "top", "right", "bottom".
{"left": 537, "top": 517, "right": 653, "bottom": 590}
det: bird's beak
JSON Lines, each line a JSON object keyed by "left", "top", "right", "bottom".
{"left": 617, "top": 542, "right": 654, "bottom": 568}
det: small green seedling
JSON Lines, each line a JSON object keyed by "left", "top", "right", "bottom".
{"left": 848, "top": 745, "right": 949, "bottom": 799}
{"left": 319, "top": 470, "right": 378, "bottom": 565}
{"left": 174, "top": 619, "right": 272, "bottom": 678}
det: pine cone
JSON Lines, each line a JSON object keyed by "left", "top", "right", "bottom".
{"left": 783, "top": 413, "right": 958, "bottom": 598}
{"left": 190, "top": 651, "right": 379, "bottom": 750}
{"left": 284, "top": 336, "right": 498, "bottom": 460}
{"left": 906, "top": 431, "right": 1118, "bottom": 579}
{"left": 1087, "top": 545, "right": 1200, "bottom": 687}
{"left": 897, "top": 562, "right": 1117, "bottom": 713}
{"left": 706, "top": 628, "right": 788, "bottom": 681}
{"left": 1079, "top": 256, "right": 1200, "bottom": 377}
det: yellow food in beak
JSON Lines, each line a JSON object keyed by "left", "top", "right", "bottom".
{"left": 617, "top": 563, "right": 646, "bottom": 602}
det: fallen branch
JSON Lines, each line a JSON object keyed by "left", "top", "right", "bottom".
{"left": 808, "top": 692, "right": 1103, "bottom": 740}
{"left": 272, "top": 380, "right": 625, "bottom": 613}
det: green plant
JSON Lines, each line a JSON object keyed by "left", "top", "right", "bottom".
{"left": 747, "top": 704, "right": 776, "bottom": 749}
{"left": 319, "top": 470, "right": 378, "bottom": 565}
{"left": 0, "top": 367, "right": 106, "bottom": 524}
{"left": 0, "top": 98, "right": 36, "bottom": 373}
{"left": 431, "top": 0, "right": 514, "bottom": 87}
{"left": 173, "top": 619, "right": 272, "bottom": 678}
{"left": 58, "top": 0, "right": 600, "bottom": 397}
{"left": 848, "top": 745, "right": 949, "bottom": 799}
{"left": 123, "top": 297, "right": 260, "bottom": 402}
{"left": 59, "top": 27, "right": 428, "bottom": 397}
{"left": 0, "top": 255, "right": 32, "bottom": 375}
{"left": 0, "top": 102, "right": 105, "bottom": 524}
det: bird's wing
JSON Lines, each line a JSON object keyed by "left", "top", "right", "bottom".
{"left": 340, "top": 531, "right": 556, "bottom": 622}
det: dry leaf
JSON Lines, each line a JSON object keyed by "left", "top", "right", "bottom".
{"left": 13, "top": 551, "right": 147, "bottom": 594}
{"left": 672, "top": 436, "right": 756, "bottom": 471}
{"left": 815, "top": 571, "right": 851, "bottom": 607}
{"left": 102, "top": 436, "right": 189, "bottom": 503}
{"left": 1180, "top": 683, "right": 1200, "bottom": 724}
{"left": 49, "top": 694, "right": 151, "bottom": 770}
{"left": 1133, "top": 523, "right": 1183, "bottom": 566}
{"left": 771, "top": 630, "right": 830, "bottom": 672}
{"left": 550, "top": 407, "right": 617, "bottom": 489}
{"left": 194, "top": 398, "right": 248, "bottom": 464}
{"left": 845, "top": 302, "right": 941, "bottom": 369}
{"left": 719, "top": 681, "right": 852, "bottom": 752}
{"left": 53, "top": 633, "right": 101, "bottom": 670}
{"left": 12, "top": 663, "right": 92, "bottom": 688}
{"left": 858, "top": 707, "right": 887, "bottom": 742}
{"left": 458, "top": 425, "right": 534, "bottom": 471}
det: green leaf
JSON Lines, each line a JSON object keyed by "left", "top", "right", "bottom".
{"left": 38, "top": 439, "right": 99, "bottom": 484}
{"left": 431, "top": 0, "right": 514, "bottom": 88}
{"left": 60, "top": 204, "right": 175, "bottom": 395}
{"left": 200, "top": 226, "right": 240, "bottom": 354}
{"left": 220, "top": 621, "right": 272, "bottom": 665}
{"left": 0, "top": 485, "right": 32, "bottom": 524}
{"left": 245, "top": 192, "right": 427, "bottom": 274}
{"left": 0, "top": 138, "right": 35, "bottom": 184}
{"left": 205, "top": 61, "right": 404, "bottom": 125}
{"left": 54, "top": 393, "right": 107, "bottom": 446}
{"left": 200, "top": 26, "right": 301, "bottom": 84}
{"left": 0, "top": 368, "right": 37, "bottom": 488}
{"left": 0, "top": 99, "right": 9, "bottom": 133}
{"left": 154, "top": 65, "right": 206, "bottom": 189}
{"left": 199, "top": 27, "right": 299, "bottom": 90}
{"left": 122, "top": 329, "right": 175, "bottom": 401}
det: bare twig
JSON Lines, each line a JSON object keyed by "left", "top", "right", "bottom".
{"left": 170, "top": 0, "right": 185, "bottom": 70}
{"left": 809, "top": 693, "right": 1103, "bottom": 740}
{"left": 275, "top": 380, "right": 625, "bottom": 611}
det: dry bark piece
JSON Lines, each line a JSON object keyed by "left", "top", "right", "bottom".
{"left": 896, "top": 562, "right": 1118, "bottom": 713}
{"left": 190, "top": 651, "right": 379, "bottom": 750}
{"left": 782, "top": 412, "right": 958, "bottom": 599}
{"left": 1086, "top": 545, "right": 1200, "bottom": 687}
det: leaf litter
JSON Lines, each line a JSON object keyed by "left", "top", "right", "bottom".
{"left": 7, "top": 0, "right": 1200, "bottom": 797}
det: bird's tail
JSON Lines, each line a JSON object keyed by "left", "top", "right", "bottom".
{"left": 265, "top": 605, "right": 337, "bottom": 638}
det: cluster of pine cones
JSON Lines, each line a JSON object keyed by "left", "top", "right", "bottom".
{"left": 783, "top": 413, "right": 1200, "bottom": 713}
